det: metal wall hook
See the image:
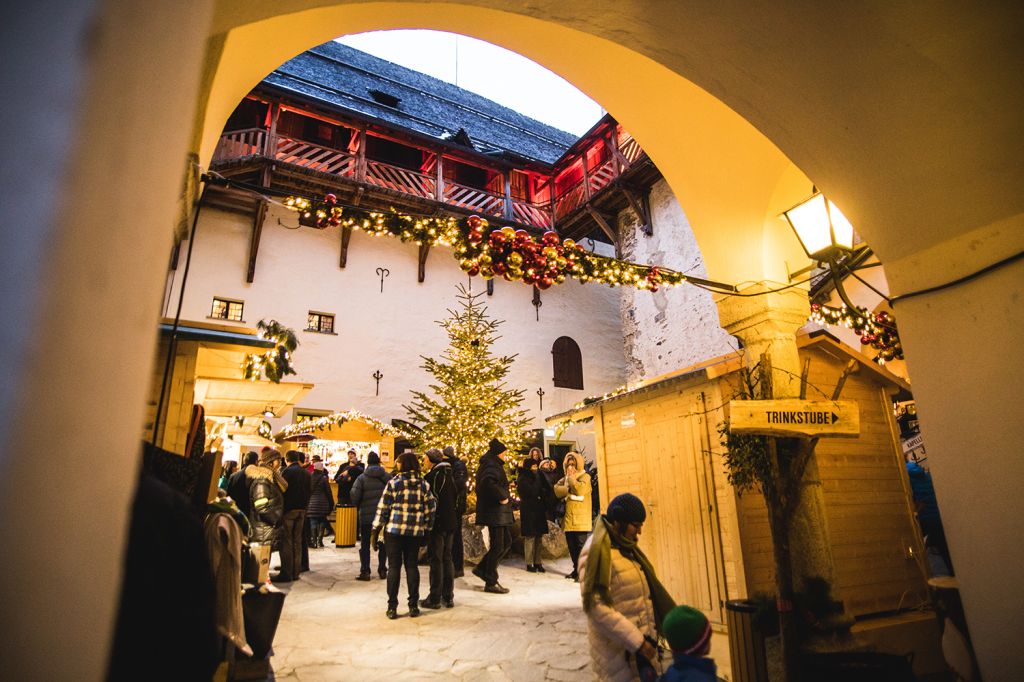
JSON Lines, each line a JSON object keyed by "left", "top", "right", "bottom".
{"left": 373, "top": 369, "right": 383, "bottom": 396}
{"left": 376, "top": 267, "right": 390, "bottom": 293}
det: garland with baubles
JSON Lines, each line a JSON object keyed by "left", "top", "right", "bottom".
{"left": 809, "top": 303, "right": 903, "bottom": 364}
{"left": 284, "top": 194, "right": 692, "bottom": 291}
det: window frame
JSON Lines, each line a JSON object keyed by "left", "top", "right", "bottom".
{"left": 209, "top": 296, "right": 244, "bottom": 322}
{"left": 305, "top": 310, "right": 337, "bottom": 335}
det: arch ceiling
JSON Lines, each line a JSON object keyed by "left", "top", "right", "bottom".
{"left": 201, "top": 0, "right": 1024, "bottom": 289}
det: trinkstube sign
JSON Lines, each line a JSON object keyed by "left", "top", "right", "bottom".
{"left": 728, "top": 399, "right": 860, "bottom": 438}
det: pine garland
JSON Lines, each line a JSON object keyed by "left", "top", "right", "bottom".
{"left": 242, "top": 319, "right": 298, "bottom": 383}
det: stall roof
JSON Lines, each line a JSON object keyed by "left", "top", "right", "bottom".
{"left": 545, "top": 329, "right": 910, "bottom": 423}
{"left": 158, "top": 321, "right": 275, "bottom": 349}
{"left": 194, "top": 377, "right": 314, "bottom": 418}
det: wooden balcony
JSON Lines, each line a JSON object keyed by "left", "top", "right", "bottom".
{"left": 210, "top": 124, "right": 651, "bottom": 240}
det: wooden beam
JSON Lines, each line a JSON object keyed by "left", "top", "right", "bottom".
{"left": 435, "top": 152, "right": 444, "bottom": 202}
{"left": 339, "top": 226, "right": 353, "bottom": 268}
{"left": 621, "top": 186, "right": 653, "bottom": 235}
{"left": 352, "top": 185, "right": 365, "bottom": 207}
{"left": 246, "top": 199, "right": 267, "bottom": 283}
{"left": 586, "top": 204, "right": 621, "bottom": 258}
{"left": 486, "top": 278, "right": 494, "bottom": 296}
{"left": 355, "top": 128, "right": 367, "bottom": 182}
{"left": 581, "top": 153, "right": 592, "bottom": 201}
{"left": 605, "top": 136, "right": 631, "bottom": 172}
{"left": 264, "top": 101, "right": 281, "bottom": 157}
{"left": 503, "top": 172, "right": 513, "bottom": 220}
{"left": 418, "top": 242, "right": 430, "bottom": 283}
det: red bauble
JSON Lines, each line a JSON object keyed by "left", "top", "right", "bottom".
{"left": 324, "top": 193, "right": 338, "bottom": 204}
{"left": 467, "top": 215, "right": 483, "bottom": 229}
{"left": 542, "top": 230, "right": 561, "bottom": 246}
{"left": 468, "top": 266, "right": 480, "bottom": 277}
{"left": 492, "top": 261, "right": 508, "bottom": 275}
{"left": 522, "top": 273, "right": 536, "bottom": 285}
{"left": 489, "top": 230, "right": 507, "bottom": 246}
{"left": 538, "top": 277, "right": 553, "bottom": 290}
{"left": 467, "top": 229, "right": 484, "bottom": 244}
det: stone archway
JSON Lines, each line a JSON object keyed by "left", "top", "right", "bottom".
{"left": 1, "top": 3, "right": 1021, "bottom": 680}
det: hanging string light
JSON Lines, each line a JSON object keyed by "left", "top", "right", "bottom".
{"left": 809, "top": 303, "right": 903, "bottom": 364}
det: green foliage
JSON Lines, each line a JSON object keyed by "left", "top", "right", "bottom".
{"left": 404, "top": 284, "right": 530, "bottom": 487}
{"left": 242, "top": 319, "right": 298, "bottom": 383}
{"left": 718, "top": 421, "right": 771, "bottom": 493}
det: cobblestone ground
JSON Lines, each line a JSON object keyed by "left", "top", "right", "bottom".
{"left": 269, "top": 545, "right": 592, "bottom": 681}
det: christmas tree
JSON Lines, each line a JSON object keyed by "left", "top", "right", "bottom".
{"left": 405, "top": 284, "right": 530, "bottom": 488}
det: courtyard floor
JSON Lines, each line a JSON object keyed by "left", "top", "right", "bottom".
{"left": 269, "top": 546, "right": 593, "bottom": 681}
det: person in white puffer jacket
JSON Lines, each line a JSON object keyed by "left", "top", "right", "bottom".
{"left": 579, "top": 493, "right": 676, "bottom": 682}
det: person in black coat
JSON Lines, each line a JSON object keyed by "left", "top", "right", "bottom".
{"left": 350, "top": 451, "right": 391, "bottom": 580}
{"left": 517, "top": 447, "right": 554, "bottom": 573}
{"left": 422, "top": 448, "right": 459, "bottom": 609}
{"left": 473, "top": 439, "right": 514, "bottom": 593}
{"left": 278, "top": 450, "right": 311, "bottom": 582}
{"left": 226, "top": 451, "right": 258, "bottom": 515}
{"left": 444, "top": 445, "right": 469, "bottom": 577}
{"left": 306, "top": 456, "right": 334, "bottom": 548}
{"left": 334, "top": 449, "right": 365, "bottom": 505}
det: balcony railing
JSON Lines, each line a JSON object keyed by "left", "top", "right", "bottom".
{"left": 212, "top": 125, "right": 647, "bottom": 232}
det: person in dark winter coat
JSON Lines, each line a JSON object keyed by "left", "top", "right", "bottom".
{"left": 307, "top": 456, "right": 334, "bottom": 548}
{"left": 422, "top": 448, "right": 459, "bottom": 609}
{"left": 226, "top": 451, "right": 258, "bottom": 515}
{"left": 278, "top": 450, "right": 312, "bottom": 582}
{"left": 473, "top": 439, "right": 514, "bottom": 594}
{"left": 351, "top": 451, "right": 391, "bottom": 580}
{"left": 373, "top": 451, "right": 436, "bottom": 619}
{"left": 245, "top": 450, "right": 287, "bottom": 547}
{"left": 518, "top": 448, "right": 554, "bottom": 573}
{"left": 334, "top": 449, "right": 365, "bottom": 505}
{"left": 444, "top": 445, "right": 469, "bottom": 577}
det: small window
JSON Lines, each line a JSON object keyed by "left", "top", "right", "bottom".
{"left": 552, "top": 336, "right": 584, "bottom": 390}
{"left": 306, "top": 311, "right": 335, "bottom": 334}
{"left": 369, "top": 89, "right": 401, "bottom": 108}
{"left": 210, "top": 297, "right": 243, "bottom": 321}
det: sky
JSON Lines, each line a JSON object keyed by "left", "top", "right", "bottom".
{"left": 336, "top": 30, "right": 604, "bottom": 137}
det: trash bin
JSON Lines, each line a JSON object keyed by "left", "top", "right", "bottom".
{"left": 726, "top": 600, "right": 768, "bottom": 682}
{"left": 334, "top": 504, "right": 357, "bottom": 547}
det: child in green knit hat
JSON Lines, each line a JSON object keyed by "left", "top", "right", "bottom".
{"left": 658, "top": 605, "right": 717, "bottom": 681}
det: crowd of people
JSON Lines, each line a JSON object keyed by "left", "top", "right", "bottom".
{"left": 216, "top": 439, "right": 717, "bottom": 680}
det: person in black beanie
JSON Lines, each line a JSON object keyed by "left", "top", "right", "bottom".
{"left": 472, "top": 438, "right": 514, "bottom": 593}
{"left": 443, "top": 445, "right": 468, "bottom": 577}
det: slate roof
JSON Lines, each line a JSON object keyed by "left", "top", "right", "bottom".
{"left": 264, "top": 41, "right": 579, "bottom": 165}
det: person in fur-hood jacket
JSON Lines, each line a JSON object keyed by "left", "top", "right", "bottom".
{"left": 245, "top": 449, "right": 287, "bottom": 546}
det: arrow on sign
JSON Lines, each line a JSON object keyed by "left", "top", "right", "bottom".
{"left": 831, "top": 412, "right": 838, "bottom": 424}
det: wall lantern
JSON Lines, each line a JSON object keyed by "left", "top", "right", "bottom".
{"left": 262, "top": 407, "right": 276, "bottom": 418}
{"left": 781, "top": 189, "right": 855, "bottom": 261}
{"left": 782, "top": 188, "right": 859, "bottom": 309}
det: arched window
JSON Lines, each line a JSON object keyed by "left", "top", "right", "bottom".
{"left": 552, "top": 336, "right": 584, "bottom": 390}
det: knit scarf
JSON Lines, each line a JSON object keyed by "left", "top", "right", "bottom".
{"left": 582, "top": 515, "right": 676, "bottom": 634}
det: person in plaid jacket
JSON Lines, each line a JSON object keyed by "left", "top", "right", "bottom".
{"left": 372, "top": 451, "right": 436, "bottom": 619}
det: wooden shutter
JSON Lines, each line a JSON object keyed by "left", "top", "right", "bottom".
{"left": 552, "top": 336, "right": 584, "bottom": 390}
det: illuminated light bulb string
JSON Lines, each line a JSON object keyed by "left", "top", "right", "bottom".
{"left": 242, "top": 319, "right": 299, "bottom": 383}
{"left": 809, "top": 303, "right": 903, "bottom": 364}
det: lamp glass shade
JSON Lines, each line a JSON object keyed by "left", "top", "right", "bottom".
{"left": 783, "top": 193, "right": 855, "bottom": 260}
{"left": 826, "top": 200, "right": 855, "bottom": 250}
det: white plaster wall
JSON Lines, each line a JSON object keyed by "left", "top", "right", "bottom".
{"left": 167, "top": 204, "right": 627, "bottom": 434}
{"left": 618, "top": 180, "right": 738, "bottom": 381}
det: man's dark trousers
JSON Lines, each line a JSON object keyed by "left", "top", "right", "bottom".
{"left": 479, "top": 525, "right": 511, "bottom": 585}
{"left": 359, "top": 519, "right": 387, "bottom": 575}
{"left": 426, "top": 530, "right": 455, "bottom": 603}
{"left": 280, "top": 510, "right": 305, "bottom": 580}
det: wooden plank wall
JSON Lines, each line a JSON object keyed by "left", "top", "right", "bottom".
{"left": 735, "top": 346, "right": 928, "bottom": 616}
{"left": 598, "top": 380, "right": 736, "bottom": 624}
{"left": 142, "top": 338, "right": 199, "bottom": 455}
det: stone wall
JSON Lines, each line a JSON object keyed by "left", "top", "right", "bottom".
{"left": 618, "top": 179, "right": 738, "bottom": 381}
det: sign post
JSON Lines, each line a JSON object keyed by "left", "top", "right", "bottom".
{"left": 728, "top": 399, "right": 860, "bottom": 438}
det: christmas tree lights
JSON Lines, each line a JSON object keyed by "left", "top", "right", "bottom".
{"left": 404, "top": 285, "right": 531, "bottom": 490}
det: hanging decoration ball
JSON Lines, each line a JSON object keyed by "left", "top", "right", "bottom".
{"left": 468, "top": 266, "right": 480, "bottom": 277}
{"left": 537, "top": 277, "right": 553, "bottom": 290}
{"left": 325, "top": 193, "right": 338, "bottom": 205}
{"left": 501, "top": 226, "right": 516, "bottom": 238}
{"left": 875, "top": 311, "right": 892, "bottom": 325}
{"left": 478, "top": 253, "right": 493, "bottom": 266}
{"left": 467, "top": 214, "right": 483, "bottom": 230}
{"left": 542, "top": 230, "right": 561, "bottom": 247}
{"left": 507, "top": 252, "right": 524, "bottom": 267}
{"left": 489, "top": 229, "right": 507, "bottom": 246}
{"left": 467, "top": 229, "right": 484, "bottom": 244}
{"left": 459, "top": 259, "right": 475, "bottom": 272}
{"left": 563, "top": 238, "right": 576, "bottom": 250}
{"left": 492, "top": 261, "right": 508, "bottom": 276}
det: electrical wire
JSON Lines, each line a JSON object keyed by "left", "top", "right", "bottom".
{"left": 889, "top": 249, "right": 1024, "bottom": 306}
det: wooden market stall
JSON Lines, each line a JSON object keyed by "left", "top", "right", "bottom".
{"left": 546, "top": 330, "right": 930, "bottom": 675}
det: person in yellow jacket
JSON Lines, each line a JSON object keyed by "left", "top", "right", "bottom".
{"left": 555, "top": 451, "right": 592, "bottom": 581}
